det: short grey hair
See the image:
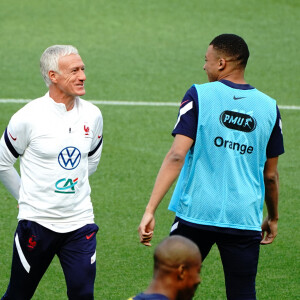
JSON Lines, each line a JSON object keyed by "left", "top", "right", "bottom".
{"left": 40, "top": 45, "right": 79, "bottom": 87}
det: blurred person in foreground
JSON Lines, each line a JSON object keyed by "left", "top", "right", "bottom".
{"left": 128, "top": 235, "right": 202, "bottom": 300}
{"left": 0, "top": 45, "right": 103, "bottom": 299}
{"left": 138, "top": 34, "right": 284, "bottom": 299}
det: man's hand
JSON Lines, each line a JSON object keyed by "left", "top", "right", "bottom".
{"left": 261, "top": 216, "right": 278, "bottom": 245}
{"left": 138, "top": 211, "right": 155, "bottom": 246}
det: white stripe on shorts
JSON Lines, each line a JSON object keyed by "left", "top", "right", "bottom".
{"left": 91, "top": 251, "right": 96, "bottom": 264}
{"left": 15, "top": 233, "right": 31, "bottom": 273}
{"left": 170, "top": 221, "right": 179, "bottom": 233}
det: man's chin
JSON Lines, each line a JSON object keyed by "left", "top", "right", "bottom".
{"left": 76, "top": 89, "right": 86, "bottom": 96}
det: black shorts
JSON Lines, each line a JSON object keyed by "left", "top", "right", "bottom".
{"left": 170, "top": 217, "right": 261, "bottom": 300}
{"left": 2, "top": 220, "right": 99, "bottom": 300}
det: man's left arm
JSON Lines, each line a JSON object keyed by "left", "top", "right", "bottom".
{"left": 88, "top": 110, "right": 103, "bottom": 176}
{"left": 261, "top": 105, "right": 284, "bottom": 245}
{"left": 261, "top": 157, "right": 279, "bottom": 245}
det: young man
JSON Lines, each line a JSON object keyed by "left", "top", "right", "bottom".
{"left": 0, "top": 45, "right": 103, "bottom": 299}
{"left": 138, "top": 34, "right": 284, "bottom": 299}
{"left": 128, "top": 236, "right": 202, "bottom": 300}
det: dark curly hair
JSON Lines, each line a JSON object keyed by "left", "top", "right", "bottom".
{"left": 210, "top": 34, "right": 249, "bottom": 68}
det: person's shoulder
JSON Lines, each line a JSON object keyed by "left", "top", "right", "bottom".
{"left": 193, "top": 81, "right": 219, "bottom": 92}
{"left": 189, "top": 82, "right": 219, "bottom": 102}
{"left": 77, "top": 98, "right": 101, "bottom": 113}
{"left": 250, "top": 88, "right": 277, "bottom": 103}
{"left": 193, "top": 81, "right": 215, "bottom": 88}
{"left": 182, "top": 82, "right": 212, "bottom": 100}
{"left": 18, "top": 94, "right": 46, "bottom": 110}
{"left": 129, "top": 293, "right": 169, "bottom": 300}
{"left": 10, "top": 94, "right": 47, "bottom": 122}
{"left": 77, "top": 98, "right": 102, "bottom": 121}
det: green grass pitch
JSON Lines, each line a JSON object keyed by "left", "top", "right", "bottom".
{"left": 0, "top": 0, "right": 299, "bottom": 299}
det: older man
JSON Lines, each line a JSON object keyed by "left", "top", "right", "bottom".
{"left": 0, "top": 45, "right": 103, "bottom": 299}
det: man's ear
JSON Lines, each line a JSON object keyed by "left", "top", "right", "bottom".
{"left": 177, "top": 264, "right": 187, "bottom": 280}
{"left": 48, "top": 70, "right": 58, "bottom": 84}
{"left": 218, "top": 58, "right": 226, "bottom": 70}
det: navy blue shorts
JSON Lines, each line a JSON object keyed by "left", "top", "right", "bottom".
{"left": 170, "top": 218, "right": 261, "bottom": 300}
{"left": 2, "top": 220, "right": 99, "bottom": 300}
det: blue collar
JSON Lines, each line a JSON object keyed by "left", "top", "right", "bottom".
{"left": 219, "top": 79, "right": 255, "bottom": 90}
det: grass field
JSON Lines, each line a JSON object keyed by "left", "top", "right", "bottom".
{"left": 0, "top": 0, "right": 299, "bottom": 299}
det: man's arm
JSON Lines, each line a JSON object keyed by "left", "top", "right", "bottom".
{"left": 138, "top": 134, "right": 194, "bottom": 246}
{"left": 88, "top": 137, "right": 103, "bottom": 176}
{"left": 261, "top": 156, "right": 279, "bottom": 245}
{"left": 0, "top": 130, "right": 21, "bottom": 200}
{"left": 0, "top": 168, "right": 20, "bottom": 200}
{"left": 88, "top": 110, "right": 103, "bottom": 176}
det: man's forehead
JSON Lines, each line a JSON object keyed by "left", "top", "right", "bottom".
{"left": 206, "top": 45, "right": 219, "bottom": 58}
{"left": 59, "top": 54, "right": 84, "bottom": 68}
{"left": 206, "top": 45, "right": 215, "bottom": 55}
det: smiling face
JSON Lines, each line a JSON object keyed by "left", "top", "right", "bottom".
{"left": 51, "top": 54, "right": 86, "bottom": 99}
{"left": 203, "top": 45, "right": 221, "bottom": 82}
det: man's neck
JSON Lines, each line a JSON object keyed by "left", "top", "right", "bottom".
{"left": 49, "top": 88, "right": 76, "bottom": 111}
{"left": 145, "top": 279, "right": 176, "bottom": 300}
{"left": 218, "top": 69, "right": 247, "bottom": 84}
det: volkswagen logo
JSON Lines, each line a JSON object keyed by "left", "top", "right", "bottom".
{"left": 58, "top": 147, "right": 81, "bottom": 170}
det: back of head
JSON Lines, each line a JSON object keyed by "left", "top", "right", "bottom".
{"left": 40, "top": 45, "right": 79, "bottom": 87}
{"left": 154, "top": 236, "right": 201, "bottom": 272}
{"left": 210, "top": 34, "right": 249, "bottom": 68}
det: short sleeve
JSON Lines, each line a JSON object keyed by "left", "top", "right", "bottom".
{"left": 266, "top": 106, "right": 284, "bottom": 158}
{"left": 172, "top": 85, "right": 198, "bottom": 140}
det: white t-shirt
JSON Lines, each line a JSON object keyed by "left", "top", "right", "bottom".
{"left": 0, "top": 93, "right": 103, "bottom": 232}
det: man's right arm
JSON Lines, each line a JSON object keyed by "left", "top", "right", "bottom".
{"left": 0, "top": 134, "right": 20, "bottom": 200}
{"left": 0, "top": 111, "right": 27, "bottom": 201}
{"left": 138, "top": 134, "right": 194, "bottom": 246}
{"left": 138, "top": 86, "right": 198, "bottom": 246}
{"left": 261, "top": 156, "right": 279, "bottom": 245}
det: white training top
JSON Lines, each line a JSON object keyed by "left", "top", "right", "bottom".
{"left": 0, "top": 93, "right": 103, "bottom": 233}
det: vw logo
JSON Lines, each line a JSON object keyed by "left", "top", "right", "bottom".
{"left": 58, "top": 147, "right": 81, "bottom": 170}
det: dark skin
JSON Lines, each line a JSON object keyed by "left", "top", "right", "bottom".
{"left": 203, "top": 44, "right": 247, "bottom": 84}
{"left": 261, "top": 157, "right": 279, "bottom": 244}
{"left": 143, "top": 236, "right": 202, "bottom": 300}
{"left": 138, "top": 44, "right": 279, "bottom": 246}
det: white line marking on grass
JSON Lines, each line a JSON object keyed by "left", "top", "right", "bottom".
{"left": 277, "top": 105, "right": 300, "bottom": 110}
{"left": 0, "top": 99, "right": 179, "bottom": 106}
{"left": 90, "top": 100, "right": 179, "bottom": 107}
{"left": 0, "top": 99, "right": 299, "bottom": 110}
{"left": 0, "top": 99, "right": 31, "bottom": 103}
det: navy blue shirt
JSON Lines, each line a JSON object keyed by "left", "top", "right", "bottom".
{"left": 171, "top": 80, "right": 284, "bottom": 235}
{"left": 131, "top": 293, "right": 169, "bottom": 300}
{"left": 172, "top": 80, "right": 284, "bottom": 158}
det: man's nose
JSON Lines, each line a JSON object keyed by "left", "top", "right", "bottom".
{"left": 79, "top": 70, "right": 86, "bottom": 80}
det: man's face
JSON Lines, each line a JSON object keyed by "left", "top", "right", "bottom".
{"left": 203, "top": 45, "right": 220, "bottom": 82}
{"left": 55, "top": 54, "right": 86, "bottom": 97}
{"left": 178, "top": 263, "right": 201, "bottom": 300}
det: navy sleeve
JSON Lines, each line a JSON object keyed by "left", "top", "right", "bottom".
{"left": 172, "top": 85, "right": 198, "bottom": 140}
{"left": 266, "top": 106, "right": 284, "bottom": 158}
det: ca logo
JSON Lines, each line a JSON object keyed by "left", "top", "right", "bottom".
{"left": 55, "top": 178, "right": 78, "bottom": 194}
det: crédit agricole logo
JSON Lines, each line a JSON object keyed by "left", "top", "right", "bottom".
{"left": 55, "top": 146, "right": 81, "bottom": 194}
